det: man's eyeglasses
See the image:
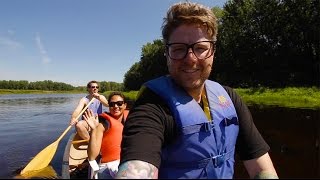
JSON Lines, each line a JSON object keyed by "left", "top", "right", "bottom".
{"left": 90, "top": 86, "right": 99, "bottom": 89}
{"left": 166, "top": 41, "right": 215, "bottom": 60}
{"left": 109, "top": 101, "right": 124, "bottom": 107}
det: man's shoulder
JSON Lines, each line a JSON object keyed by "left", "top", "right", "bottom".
{"left": 206, "top": 80, "right": 234, "bottom": 94}
{"left": 206, "top": 81, "right": 239, "bottom": 101}
{"left": 221, "top": 85, "right": 233, "bottom": 93}
{"left": 76, "top": 96, "right": 87, "bottom": 105}
{"left": 136, "top": 86, "right": 163, "bottom": 104}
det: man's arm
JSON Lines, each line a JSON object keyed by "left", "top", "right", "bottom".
{"left": 92, "top": 93, "right": 109, "bottom": 107}
{"left": 243, "top": 152, "right": 279, "bottom": 179}
{"left": 115, "top": 160, "right": 158, "bottom": 179}
{"left": 70, "top": 98, "right": 86, "bottom": 125}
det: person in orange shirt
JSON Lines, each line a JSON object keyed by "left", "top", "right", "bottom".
{"left": 83, "top": 91, "right": 128, "bottom": 179}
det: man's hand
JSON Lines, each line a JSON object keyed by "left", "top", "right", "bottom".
{"left": 92, "top": 93, "right": 109, "bottom": 107}
{"left": 69, "top": 117, "right": 78, "bottom": 125}
{"left": 92, "top": 93, "right": 101, "bottom": 100}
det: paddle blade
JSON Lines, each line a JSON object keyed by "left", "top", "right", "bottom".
{"left": 16, "top": 165, "right": 58, "bottom": 179}
{"left": 20, "top": 141, "right": 59, "bottom": 175}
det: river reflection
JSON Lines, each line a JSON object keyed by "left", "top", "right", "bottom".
{"left": 0, "top": 94, "right": 318, "bottom": 178}
{"left": 235, "top": 105, "right": 320, "bottom": 179}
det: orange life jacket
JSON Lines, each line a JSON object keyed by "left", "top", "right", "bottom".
{"left": 99, "top": 110, "right": 129, "bottom": 163}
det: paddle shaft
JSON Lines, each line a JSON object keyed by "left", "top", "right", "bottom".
{"left": 57, "top": 97, "right": 96, "bottom": 142}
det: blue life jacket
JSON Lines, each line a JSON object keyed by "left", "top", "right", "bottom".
{"left": 145, "top": 76, "right": 239, "bottom": 179}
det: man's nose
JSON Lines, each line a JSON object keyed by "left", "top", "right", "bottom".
{"left": 184, "top": 47, "right": 197, "bottom": 62}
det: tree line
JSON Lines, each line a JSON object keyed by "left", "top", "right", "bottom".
{"left": 0, "top": 80, "right": 124, "bottom": 92}
{"left": 123, "top": 0, "right": 319, "bottom": 90}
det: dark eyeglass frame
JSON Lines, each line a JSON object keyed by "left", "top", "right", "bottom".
{"left": 109, "top": 101, "right": 124, "bottom": 107}
{"left": 166, "top": 40, "right": 216, "bottom": 60}
{"left": 89, "top": 86, "right": 99, "bottom": 89}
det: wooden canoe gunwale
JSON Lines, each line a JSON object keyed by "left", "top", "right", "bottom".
{"left": 61, "top": 132, "right": 89, "bottom": 179}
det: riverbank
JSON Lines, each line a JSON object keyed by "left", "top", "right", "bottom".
{"left": 0, "top": 89, "right": 84, "bottom": 94}
{"left": 234, "top": 87, "right": 320, "bottom": 109}
{"left": 1, "top": 87, "right": 319, "bottom": 109}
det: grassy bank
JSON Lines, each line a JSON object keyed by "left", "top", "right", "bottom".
{"left": 1, "top": 87, "right": 319, "bottom": 109}
{"left": 0, "top": 89, "right": 85, "bottom": 94}
{"left": 234, "top": 87, "right": 320, "bottom": 109}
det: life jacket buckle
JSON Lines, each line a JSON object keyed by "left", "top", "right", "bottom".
{"left": 212, "top": 154, "right": 225, "bottom": 168}
{"left": 224, "top": 117, "right": 239, "bottom": 126}
{"left": 203, "top": 121, "right": 214, "bottom": 132}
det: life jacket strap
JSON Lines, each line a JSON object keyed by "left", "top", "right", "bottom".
{"left": 180, "top": 121, "right": 215, "bottom": 135}
{"left": 224, "top": 117, "right": 239, "bottom": 126}
{"left": 162, "top": 148, "right": 234, "bottom": 169}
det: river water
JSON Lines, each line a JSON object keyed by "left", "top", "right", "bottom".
{"left": 0, "top": 93, "right": 89, "bottom": 179}
{"left": 0, "top": 94, "right": 318, "bottom": 178}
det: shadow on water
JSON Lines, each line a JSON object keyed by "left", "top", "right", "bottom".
{"left": 234, "top": 105, "right": 320, "bottom": 179}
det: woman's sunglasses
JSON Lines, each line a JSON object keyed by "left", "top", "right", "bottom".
{"left": 109, "top": 101, "right": 124, "bottom": 107}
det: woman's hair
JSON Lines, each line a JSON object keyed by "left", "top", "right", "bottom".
{"left": 108, "top": 91, "right": 126, "bottom": 102}
{"left": 161, "top": 2, "right": 218, "bottom": 44}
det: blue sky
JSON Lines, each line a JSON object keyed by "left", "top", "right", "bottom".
{"left": 0, "top": 0, "right": 226, "bottom": 87}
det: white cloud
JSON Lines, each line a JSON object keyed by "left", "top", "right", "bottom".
{"left": 35, "top": 33, "right": 51, "bottom": 64}
{"left": 7, "top": 30, "right": 15, "bottom": 36}
{"left": 0, "top": 36, "right": 22, "bottom": 49}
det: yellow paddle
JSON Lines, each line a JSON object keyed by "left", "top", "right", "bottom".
{"left": 20, "top": 97, "right": 96, "bottom": 175}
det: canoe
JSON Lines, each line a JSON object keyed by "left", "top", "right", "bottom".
{"left": 61, "top": 132, "right": 90, "bottom": 179}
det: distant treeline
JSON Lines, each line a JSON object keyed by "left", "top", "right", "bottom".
{"left": 0, "top": 80, "right": 124, "bottom": 92}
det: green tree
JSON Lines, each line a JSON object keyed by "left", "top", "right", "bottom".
{"left": 123, "top": 40, "right": 167, "bottom": 91}
{"left": 139, "top": 40, "right": 167, "bottom": 84}
{"left": 123, "top": 62, "right": 143, "bottom": 91}
{"left": 211, "top": 0, "right": 319, "bottom": 87}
